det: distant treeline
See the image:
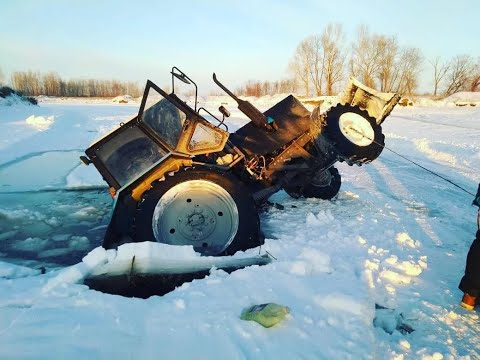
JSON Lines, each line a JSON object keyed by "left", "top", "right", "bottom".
{"left": 10, "top": 71, "right": 142, "bottom": 97}
{"left": 235, "top": 79, "right": 297, "bottom": 97}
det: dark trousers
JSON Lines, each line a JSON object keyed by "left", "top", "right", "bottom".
{"left": 459, "top": 229, "right": 480, "bottom": 297}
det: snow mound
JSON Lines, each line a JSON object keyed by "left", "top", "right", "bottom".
{"left": 444, "top": 91, "right": 480, "bottom": 103}
{"left": 414, "top": 138, "right": 457, "bottom": 165}
{"left": 112, "top": 95, "right": 134, "bottom": 103}
{"left": 299, "top": 95, "right": 338, "bottom": 106}
{"left": 42, "top": 246, "right": 110, "bottom": 292}
{"left": 0, "top": 261, "right": 40, "bottom": 279}
{"left": 410, "top": 97, "right": 438, "bottom": 107}
{"left": 0, "top": 93, "right": 36, "bottom": 107}
{"left": 290, "top": 247, "right": 331, "bottom": 275}
{"left": 306, "top": 209, "right": 335, "bottom": 226}
{"left": 410, "top": 92, "right": 480, "bottom": 107}
{"left": 25, "top": 114, "right": 55, "bottom": 131}
{"left": 314, "top": 292, "right": 366, "bottom": 316}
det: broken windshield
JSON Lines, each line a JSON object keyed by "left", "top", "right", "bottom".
{"left": 96, "top": 126, "right": 168, "bottom": 187}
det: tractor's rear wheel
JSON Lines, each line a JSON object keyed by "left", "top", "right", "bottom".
{"left": 322, "top": 104, "right": 384, "bottom": 165}
{"left": 302, "top": 166, "right": 341, "bottom": 199}
{"left": 135, "top": 168, "right": 261, "bottom": 256}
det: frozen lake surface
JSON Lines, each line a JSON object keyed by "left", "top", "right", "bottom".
{"left": 1, "top": 96, "right": 480, "bottom": 359}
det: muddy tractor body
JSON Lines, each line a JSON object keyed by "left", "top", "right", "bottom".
{"left": 83, "top": 67, "right": 400, "bottom": 257}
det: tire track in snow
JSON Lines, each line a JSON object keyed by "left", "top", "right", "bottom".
{"left": 411, "top": 138, "right": 478, "bottom": 182}
{"left": 392, "top": 114, "right": 480, "bottom": 131}
{"left": 344, "top": 160, "right": 434, "bottom": 306}
{"left": 383, "top": 134, "right": 479, "bottom": 184}
{"left": 413, "top": 138, "right": 457, "bottom": 166}
{"left": 369, "top": 159, "right": 442, "bottom": 247}
{"left": 347, "top": 160, "right": 479, "bottom": 357}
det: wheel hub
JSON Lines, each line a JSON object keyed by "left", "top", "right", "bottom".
{"left": 177, "top": 204, "right": 216, "bottom": 241}
{"left": 339, "top": 112, "right": 374, "bottom": 146}
{"left": 152, "top": 179, "right": 239, "bottom": 255}
{"left": 310, "top": 169, "right": 332, "bottom": 187}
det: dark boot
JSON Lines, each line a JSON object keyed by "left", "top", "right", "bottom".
{"left": 459, "top": 230, "right": 480, "bottom": 298}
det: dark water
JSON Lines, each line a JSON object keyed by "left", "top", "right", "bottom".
{"left": 0, "top": 189, "right": 112, "bottom": 269}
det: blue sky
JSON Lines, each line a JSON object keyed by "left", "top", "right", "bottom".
{"left": 0, "top": 0, "right": 478, "bottom": 93}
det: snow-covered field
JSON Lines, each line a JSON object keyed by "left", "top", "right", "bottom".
{"left": 1, "top": 94, "right": 480, "bottom": 359}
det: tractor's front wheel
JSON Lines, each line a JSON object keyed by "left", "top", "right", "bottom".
{"left": 322, "top": 104, "right": 385, "bottom": 165}
{"left": 135, "top": 168, "right": 262, "bottom": 256}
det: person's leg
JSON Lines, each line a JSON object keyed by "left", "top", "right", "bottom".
{"left": 459, "top": 227, "right": 480, "bottom": 309}
{"left": 477, "top": 209, "right": 480, "bottom": 230}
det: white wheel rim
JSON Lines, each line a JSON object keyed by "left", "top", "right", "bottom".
{"left": 339, "top": 112, "right": 374, "bottom": 146}
{"left": 152, "top": 180, "right": 239, "bottom": 255}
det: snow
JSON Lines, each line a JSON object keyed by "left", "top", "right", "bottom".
{"left": 407, "top": 92, "right": 480, "bottom": 108}
{"left": 0, "top": 92, "right": 480, "bottom": 359}
{"left": 0, "top": 261, "right": 40, "bottom": 279}
{"left": 25, "top": 114, "right": 55, "bottom": 131}
{"left": 85, "top": 241, "right": 270, "bottom": 277}
{"left": 0, "top": 94, "right": 35, "bottom": 107}
{"left": 444, "top": 92, "right": 480, "bottom": 103}
{"left": 112, "top": 95, "right": 134, "bottom": 103}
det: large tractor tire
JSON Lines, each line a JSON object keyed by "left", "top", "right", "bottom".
{"left": 135, "top": 168, "right": 262, "bottom": 256}
{"left": 322, "top": 104, "right": 385, "bottom": 165}
{"left": 302, "top": 166, "right": 341, "bottom": 199}
{"left": 284, "top": 166, "right": 341, "bottom": 200}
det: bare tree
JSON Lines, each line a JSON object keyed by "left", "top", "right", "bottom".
{"left": 262, "top": 80, "right": 271, "bottom": 96}
{"left": 350, "top": 26, "right": 383, "bottom": 88}
{"left": 42, "top": 72, "right": 62, "bottom": 96}
{"left": 394, "top": 47, "right": 423, "bottom": 95}
{"left": 308, "top": 35, "right": 325, "bottom": 96}
{"left": 429, "top": 56, "right": 450, "bottom": 96}
{"left": 279, "top": 78, "right": 297, "bottom": 94}
{"left": 376, "top": 35, "right": 399, "bottom": 92}
{"left": 12, "top": 71, "right": 41, "bottom": 95}
{"left": 349, "top": 26, "right": 423, "bottom": 95}
{"left": 290, "top": 25, "right": 347, "bottom": 97}
{"left": 86, "top": 79, "right": 97, "bottom": 97}
{"left": 321, "top": 23, "right": 346, "bottom": 95}
{"left": 289, "top": 37, "right": 316, "bottom": 96}
{"left": 471, "top": 75, "right": 480, "bottom": 92}
{"left": 470, "top": 57, "right": 480, "bottom": 92}
{"left": 444, "top": 55, "right": 476, "bottom": 96}
{"left": 245, "top": 80, "right": 262, "bottom": 97}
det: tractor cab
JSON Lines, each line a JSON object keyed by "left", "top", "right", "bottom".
{"left": 84, "top": 68, "right": 229, "bottom": 193}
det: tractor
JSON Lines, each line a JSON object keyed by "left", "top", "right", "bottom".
{"left": 81, "top": 67, "right": 400, "bottom": 259}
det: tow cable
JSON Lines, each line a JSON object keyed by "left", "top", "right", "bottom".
{"left": 345, "top": 125, "right": 476, "bottom": 197}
